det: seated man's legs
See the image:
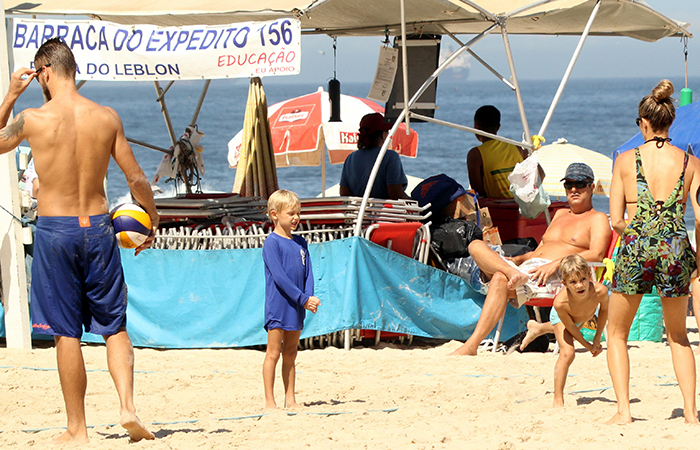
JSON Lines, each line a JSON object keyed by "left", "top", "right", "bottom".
{"left": 449, "top": 241, "right": 529, "bottom": 356}
{"left": 468, "top": 240, "right": 528, "bottom": 289}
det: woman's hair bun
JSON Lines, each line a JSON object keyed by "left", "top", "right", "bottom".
{"left": 652, "top": 79, "right": 674, "bottom": 102}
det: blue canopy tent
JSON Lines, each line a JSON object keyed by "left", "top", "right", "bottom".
{"left": 613, "top": 102, "right": 700, "bottom": 162}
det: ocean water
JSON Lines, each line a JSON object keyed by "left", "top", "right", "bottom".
{"left": 13, "top": 75, "right": 700, "bottom": 226}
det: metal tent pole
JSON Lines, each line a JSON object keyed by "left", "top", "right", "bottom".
{"left": 399, "top": 0, "right": 410, "bottom": 134}
{"left": 344, "top": 23, "right": 498, "bottom": 351}
{"left": 500, "top": 26, "right": 531, "bottom": 148}
{"left": 537, "top": 0, "right": 601, "bottom": 138}
{"left": 0, "top": 8, "right": 31, "bottom": 348}
{"left": 190, "top": 80, "right": 211, "bottom": 127}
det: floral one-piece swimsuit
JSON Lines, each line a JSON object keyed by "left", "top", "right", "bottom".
{"left": 612, "top": 147, "right": 695, "bottom": 297}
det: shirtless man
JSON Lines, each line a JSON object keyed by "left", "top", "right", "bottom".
{"left": 0, "top": 38, "right": 157, "bottom": 443}
{"left": 450, "top": 163, "right": 611, "bottom": 355}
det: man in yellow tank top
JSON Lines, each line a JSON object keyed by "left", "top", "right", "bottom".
{"left": 467, "top": 105, "right": 527, "bottom": 198}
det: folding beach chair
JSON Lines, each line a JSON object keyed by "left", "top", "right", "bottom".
{"left": 487, "top": 230, "right": 619, "bottom": 353}
{"left": 364, "top": 221, "right": 431, "bottom": 264}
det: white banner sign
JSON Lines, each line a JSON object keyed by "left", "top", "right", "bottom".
{"left": 10, "top": 18, "right": 301, "bottom": 81}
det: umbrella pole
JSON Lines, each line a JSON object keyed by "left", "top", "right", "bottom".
{"left": 321, "top": 146, "right": 326, "bottom": 198}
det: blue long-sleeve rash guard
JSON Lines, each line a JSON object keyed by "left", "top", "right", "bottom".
{"left": 262, "top": 232, "right": 315, "bottom": 331}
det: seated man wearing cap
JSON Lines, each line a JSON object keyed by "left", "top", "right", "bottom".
{"left": 450, "top": 162, "right": 611, "bottom": 355}
{"left": 339, "top": 112, "right": 409, "bottom": 200}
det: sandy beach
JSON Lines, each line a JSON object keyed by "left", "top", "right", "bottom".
{"left": 2, "top": 321, "right": 700, "bottom": 449}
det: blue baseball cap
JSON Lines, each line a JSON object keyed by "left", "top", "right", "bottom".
{"left": 560, "top": 162, "right": 595, "bottom": 182}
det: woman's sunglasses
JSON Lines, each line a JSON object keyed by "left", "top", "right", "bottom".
{"left": 563, "top": 180, "right": 591, "bottom": 190}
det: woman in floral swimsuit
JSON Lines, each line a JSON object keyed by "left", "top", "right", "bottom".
{"left": 607, "top": 80, "right": 700, "bottom": 425}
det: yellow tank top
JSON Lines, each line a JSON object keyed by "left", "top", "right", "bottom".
{"left": 478, "top": 139, "right": 523, "bottom": 198}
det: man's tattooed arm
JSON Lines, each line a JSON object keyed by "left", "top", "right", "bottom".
{"left": 0, "top": 112, "right": 25, "bottom": 143}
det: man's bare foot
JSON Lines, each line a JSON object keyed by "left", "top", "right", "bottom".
{"left": 506, "top": 269, "right": 529, "bottom": 290}
{"left": 553, "top": 398, "right": 564, "bottom": 408}
{"left": 264, "top": 402, "right": 279, "bottom": 411}
{"left": 520, "top": 320, "right": 547, "bottom": 351}
{"left": 448, "top": 344, "right": 477, "bottom": 356}
{"left": 120, "top": 411, "right": 155, "bottom": 442}
{"left": 50, "top": 430, "right": 90, "bottom": 445}
{"left": 605, "top": 412, "right": 633, "bottom": 425}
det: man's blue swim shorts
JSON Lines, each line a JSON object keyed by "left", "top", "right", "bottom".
{"left": 30, "top": 214, "right": 128, "bottom": 338}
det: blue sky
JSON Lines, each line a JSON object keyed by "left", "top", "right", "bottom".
{"left": 282, "top": 0, "right": 700, "bottom": 85}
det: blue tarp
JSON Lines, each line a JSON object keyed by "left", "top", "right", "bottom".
{"left": 2, "top": 237, "right": 527, "bottom": 347}
{"left": 613, "top": 101, "right": 700, "bottom": 162}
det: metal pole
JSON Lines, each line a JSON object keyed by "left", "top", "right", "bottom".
{"left": 400, "top": 0, "right": 410, "bottom": 134}
{"left": 190, "top": 79, "right": 211, "bottom": 127}
{"left": 438, "top": 25, "right": 515, "bottom": 90}
{"left": 0, "top": 9, "right": 31, "bottom": 348}
{"left": 127, "top": 137, "right": 173, "bottom": 155}
{"left": 410, "top": 112, "right": 534, "bottom": 151}
{"left": 501, "top": 25, "right": 531, "bottom": 147}
{"left": 353, "top": 23, "right": 498, "bottom": 238}
{"left": 153, "top": 81, "right": 178, "bottom": 147}
{"left": 537, "top": 0, "right": 601, "bottom": 138}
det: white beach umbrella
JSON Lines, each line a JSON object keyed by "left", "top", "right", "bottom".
{"left": 537, "top": 138, "right": 612, "bottom": 197}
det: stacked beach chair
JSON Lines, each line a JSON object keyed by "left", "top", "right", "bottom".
{"left": 152, "top": 194, "right": 431, "bottom": 252}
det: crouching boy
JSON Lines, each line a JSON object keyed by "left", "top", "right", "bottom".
{"left": 551, "top": 254, "right": 609, "bottom": 407}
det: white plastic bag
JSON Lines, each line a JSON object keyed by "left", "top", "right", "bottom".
{"left": 507, "top": 153, "right": 540, "bottom": 202}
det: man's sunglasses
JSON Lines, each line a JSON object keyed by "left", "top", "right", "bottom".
{"left": 35, "top": 63, "right": 51, "bottom": 76}
{"left": 563, "top": 180, "right": 592, "bottom": 190}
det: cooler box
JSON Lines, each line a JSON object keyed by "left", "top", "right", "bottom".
{"left": 479, "top": 199, "right": 569, "bottom": 243}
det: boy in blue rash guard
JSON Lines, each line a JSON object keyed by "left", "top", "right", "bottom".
{"left": 262, "top": 189, "right": 320, "bottom": 410}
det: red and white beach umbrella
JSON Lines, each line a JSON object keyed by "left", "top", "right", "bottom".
{"left": 228, "top": 87, "right": 418, "bottom": 169}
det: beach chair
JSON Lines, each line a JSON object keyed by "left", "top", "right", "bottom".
{"left": 361, "top": 222, "right": 431, "bottom": 344}
{"left": 364, "top": 221, "right": 431, "bottom": 264}
{"left": 488, "top": 230, "right": 619, "bottom": 353}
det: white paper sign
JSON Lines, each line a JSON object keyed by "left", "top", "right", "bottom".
{"left": 368, "top": 46, "right": 399, "bottom": 102}
{"left": 10, "top": 18, "right": 301, "bottom": 81}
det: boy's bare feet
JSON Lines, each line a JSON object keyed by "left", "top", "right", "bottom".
{"left": 50, "top": 430, "right": 90, "bottom": 445}
{"left": 448, "top": 344, "right": 477, "bottom": 356}
{"left": 120, "top": 411, "right": 155, "bottom": 442}
{"left": 605, "top": 412, "right": 633, "bottom": 425}
{"left": 520, "top": 320, "right": 548, "bottom": 351}
{"left": 264, "top": 402, "right": 279, "bottom": 411}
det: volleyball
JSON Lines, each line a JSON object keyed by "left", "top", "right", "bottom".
{"left": 110, "top": 203, "right": 152, "bottom": 249}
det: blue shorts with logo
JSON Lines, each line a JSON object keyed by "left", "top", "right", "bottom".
{"left": 30, "top": 214, "right": 128, "bottom": 338}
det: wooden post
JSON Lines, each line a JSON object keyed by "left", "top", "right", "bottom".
{"left": 0, "top": 4, "right": 32, "bottom": 348}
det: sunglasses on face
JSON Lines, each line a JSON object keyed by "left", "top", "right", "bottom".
{"left": 563, "top": 180, "right": 591, "bottom": 190}
{"left": 34, "top": 63, "right": 51, "bottom": 77}
{"left": 635, "top": 117, "right": 642, "bottom": 127}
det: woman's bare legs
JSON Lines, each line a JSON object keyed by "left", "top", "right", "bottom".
{"left": 661, "top": 296, "right": 699, "bottom": 424}
{"left": 606, "top": 292, "right": 642, "bottom": 424}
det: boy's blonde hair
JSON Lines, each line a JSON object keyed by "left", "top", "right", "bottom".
{"left": 267, "top": 189, "right": 301, "bottom": 217}
{"left": 559, "top": 254, "right": 590, "bottom": 283}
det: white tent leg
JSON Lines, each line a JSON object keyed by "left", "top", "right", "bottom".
{"left": 399, "top": 0, "right": 410, "bottom": 134}
{"left": 500, "top": 26, "right": 531, "bottom": 147}
{"left": 537, "top": 0, "right": 601, "bottom": 138}
{"left": 0, "top": 3, "right": 31, "bottom": 349}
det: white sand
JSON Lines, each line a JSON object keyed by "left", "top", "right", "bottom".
{"left": 2, "top": 321, "right": 700, "bottom": 449}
